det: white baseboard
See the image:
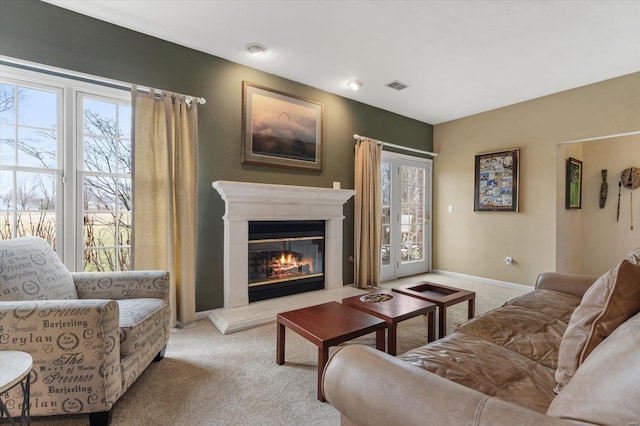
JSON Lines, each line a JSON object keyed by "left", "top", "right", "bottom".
{"left": 432, "top": 269, "right": 533, "bottom": 292}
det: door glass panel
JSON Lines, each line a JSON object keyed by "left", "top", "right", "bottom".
{"left": 381, "top": 162, "right": 392, "bottom": 266}
{"left": 400, "top": 165, "right": 425, "bottom": 265}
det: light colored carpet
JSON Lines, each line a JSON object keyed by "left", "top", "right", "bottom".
{"left": 25, "top": 273, "right": 529, "bottom": 426}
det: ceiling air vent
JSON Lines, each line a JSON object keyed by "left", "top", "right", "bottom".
{"left": 386, "top": 80, "right": 409, "bottom": 91}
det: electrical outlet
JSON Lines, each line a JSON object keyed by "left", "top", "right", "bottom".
{"left": 505, "top": 256, "right": 513, "bottom": 266}
{"left": 448, "top": 205, "right": 453, "bottom": 213}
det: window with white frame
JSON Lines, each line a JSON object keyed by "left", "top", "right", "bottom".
{"left": 0, "top": 62, "right": 132, "bottom": 272}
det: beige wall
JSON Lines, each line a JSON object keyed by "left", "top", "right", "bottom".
{"left": 556, "top": 142, "right": 584, "bottom": 274}
{"left": 433, "top": 72, "right": 640, "bottom": 287}
{"left": 581, "top": 134, "right": 640, "bottom": 275}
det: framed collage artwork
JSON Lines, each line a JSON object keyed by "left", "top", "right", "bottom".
{"left": 474, "top": 148, "right": 520, "bottom": 212}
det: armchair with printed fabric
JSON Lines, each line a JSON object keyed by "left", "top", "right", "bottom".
{"left": 0, "top": 236, "right": 170, "bottom": 426}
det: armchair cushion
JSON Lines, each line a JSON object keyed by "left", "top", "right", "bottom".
{"left": 555, "top": 258, "right": 640, "bottom": 391}
{"left": 117, "top": 298, "right": 168, "bottom": 356}
{"left": 0, "top": 236, "right": 77, "bottom": 301}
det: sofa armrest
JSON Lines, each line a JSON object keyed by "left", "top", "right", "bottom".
{"left": 322, "top": 345, "right": 569, "bottom": 426}
{"left": 71, "top": 270, "right": 170, "bottom": 303}
{"left": 535, "top": 272, "right": 597, "bottom": 298}
{"left": 0, "top": 299, "right": 123, "bottom": 413}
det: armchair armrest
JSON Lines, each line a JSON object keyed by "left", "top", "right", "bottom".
{"left": 71, "top": 270, "right": 169, "bottom": 304}
{"left": 0, "top": 299, "right": 123, "bottom": 413}
{"left": 535, "top": 272, "right": 597, "bottom": 298}
{"left": 322, "top": 345, "right": 568, "bottom": 426}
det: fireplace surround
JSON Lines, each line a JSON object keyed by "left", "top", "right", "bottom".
{"left": 212, "top": 181, "right": 356, "bottom": 309}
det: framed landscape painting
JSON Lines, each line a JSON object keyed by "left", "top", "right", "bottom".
{"left": 566, "top": 157, "right": 583, "bottom": 209}
{"left": 474, "top": 148, "right": 520, "bottom": 212}
{"left": 242, "top": 82, "right": 323, "bottom": 171}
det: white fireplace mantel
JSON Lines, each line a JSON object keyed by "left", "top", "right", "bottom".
{"left": 212, "top": 180, "right": 355, "bottom": 309}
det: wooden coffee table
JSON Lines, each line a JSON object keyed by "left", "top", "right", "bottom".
{"left": 392, "top": 281, "right": 475, "bottom": 339}
{"left": 276, "top": 301, "right": 386, "bottom": 401}
{"left": 342, "top": 289, "right": 436, "bottom": 355}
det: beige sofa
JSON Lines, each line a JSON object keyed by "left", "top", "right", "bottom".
{"left": 323, "top": 249, "right": 640, "bottom": 426}
{"left": 0, "top": 237, "right": 171, "bottom": 425}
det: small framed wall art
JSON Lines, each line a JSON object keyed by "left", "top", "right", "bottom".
{"left": 242, "top": 81, "right": 323, "bottom": 171}
{"left": 474, "top": 148, "right": 519, "bottom": 212}
{"left": 566, "top": 157, "right": 583, "bottom": 209}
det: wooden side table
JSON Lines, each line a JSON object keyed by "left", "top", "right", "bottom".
{"left": 342, "top": 289, "right": 436, "bottom": 355}
{"left": 276, "top": 301, "right": 386, "bottom": 401}
{"left": 0, "top": 351, "right": 33, "bottom": 426}
{"left": 393, "top": 281, "right": 475, "bottom": 339}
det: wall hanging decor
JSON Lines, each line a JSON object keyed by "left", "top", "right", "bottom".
{"left": 621, "top": 167, "right": 640, "bottom": 230}
{"left": 241, "top": 81, "right": 323, "bottom": 171}
{"left": 474, "top": 148, "right": 519, "bottom": 212}
{"left": 566, "top": 157, "right": 583, "bottom": 209}
{"left": 599, "top": 169, "right": 608, "bottom": 208}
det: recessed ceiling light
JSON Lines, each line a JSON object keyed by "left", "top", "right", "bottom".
{"left": 246, "top": 43, "right": 267, "bottom": 55}
{"left": 347, "top": 80, "right": 363, "bottom": 91}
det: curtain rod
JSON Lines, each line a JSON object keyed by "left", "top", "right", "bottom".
{"left": 353, "top": 134, "right": 438, "bottom": 157}
{"left": 0, "top": 57, "right": 206, "bottom": 105}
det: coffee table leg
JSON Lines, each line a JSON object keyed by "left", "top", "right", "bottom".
{"left": 427, "top": 312, "right": 435, "bottom": 342}
{"left": 468, "top": 298, "right": 475, "bottom": 319}
{"left": 375, "top": 329, "right": 385, "bottom": 351}
{"left": 318, "top": 345, "right": 330, "bottom": 402}
{"left": 276, "top": 321, "right": 285, "bottom": 365}
{"left": 387, "top": 325, "right": 396, "bottom": 356}
{"left": 439, "top": 306, "right": 447, "bottom": 338}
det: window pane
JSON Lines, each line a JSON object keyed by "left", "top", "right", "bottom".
{"left": 1, "top": 211, "right": 15, "bottom": 240}
{"left": 0, "top": 83, "right": 16, "bottom": 124}
{"left": 83, "top": 247, "right": 115, "bottom": 272}
{"left": 17, "top": 127, "right": 57, "bottom": 168}
{"left": 84, "top": 137, "right": 116, "bottom": 172}
{"left": 84, "top": 175, "right": 117, "bottom": 210}
{"left": 84, "top": 98, "right": 116, "bottom": 137}
{"left": 117, "top": 177, "right": 132, "bottom": 211}
{"left": 16, "top": 171, "right": 56, "bottom": 210}
{"left": 18, "top": 87, "right": 57, "bottom": 129}
{"left": 0, "top": 170, "right": 13, "bottom": 210}
{"left": 118, "top": 105, "right": 131, "bottom": 138}
{"left": 15, "top": 211, "right": 56, "bottom": 242}
{"left": 117, "top": 212, "right": 131, "bottom": 246}
{"left": 117, "top": 139, "right": 131, "bottom": 174}
{"left": 84, "top": 212, "right": 116, "bottom": 247}
{"left": 0, "top": 124, "right": 15, "bottom": 165}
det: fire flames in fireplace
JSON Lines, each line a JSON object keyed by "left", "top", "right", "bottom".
{"left": 269, "top": 252, "right": 313, "bottom": 279}
{"left": 248, "top": 220, "right": 325, "bottom": 302}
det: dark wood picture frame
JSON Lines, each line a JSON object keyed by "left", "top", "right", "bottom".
{"left": 566, "top": 157, "right": 583, "bottom": 209}
{"left": 474, "top": 148, "right": 519, "bottom": 212}
{"left": 242, "top": 81, "right": 323, "bottom": 171}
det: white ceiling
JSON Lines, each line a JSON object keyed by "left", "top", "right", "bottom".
{"left": 45, "top": 0, "right": 640, "bottom": 125}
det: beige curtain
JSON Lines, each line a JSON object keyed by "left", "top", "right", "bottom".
{"left": 354, "top": 137, "right": 382, "bottom": 288}
{"left": 132, "top": 88, "right": 198, "bottom": 326}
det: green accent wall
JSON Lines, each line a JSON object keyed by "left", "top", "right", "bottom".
{"left": 0, "top": 0, "right": 433, "bottom": 311}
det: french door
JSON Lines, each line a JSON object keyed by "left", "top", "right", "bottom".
{"left": 380, "top": 151, "right": 432, "bottom": 281}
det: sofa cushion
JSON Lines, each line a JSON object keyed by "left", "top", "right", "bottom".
{"left": 117, "top": 298, "right": 167, "bottom": 356}
{"left": 626, "top": 246, "right": 640, "bottom": 264}
{"left": 547, "top": 311, "right": 640, "bottom": 425}
{"left": 457, "top": 304, "right": 567, "bottom": 369}
{"left": 399, "top": 331, "right": 557, "bottom": 413}
{"left": 555, "top": 258, "right": 640, "bottom": 391}
{"left": 505, "top": 289, "right": 581, "bottom": 323}
{"left": 0, "top": 236, "right": 77, "bottom": 301}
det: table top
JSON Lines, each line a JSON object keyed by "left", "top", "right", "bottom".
{"left": 0, "top": 351, "right": 33, "bottom": 392}
{"left": 343, "top": 289, "right": 436, "bottom": 323}
{"left": 277, "top": 301, "right": 386, "bottom": 346}
{"left": 393, "top": 281, "right": 475, "bottom": 305}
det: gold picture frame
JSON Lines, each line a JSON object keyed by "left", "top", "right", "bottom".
{"left": 242, "top": 82, "right": 323, "bottom": 171}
